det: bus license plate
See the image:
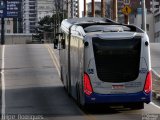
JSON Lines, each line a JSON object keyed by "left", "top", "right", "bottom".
{"left": 112, "top": 85, "right": 125, "bottom": 89}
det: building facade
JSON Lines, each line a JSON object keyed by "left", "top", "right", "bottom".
{"left": 23, "top": 0, "right": 37, "bottom": 33}
{"left": 37, "top": 0, "right": 55, "bottom": 21}
{"left": 153, "top": 0, "right": 160, "bottom": 42}
{"left": 0, "top": 18, "right": 14, "bottom": 34}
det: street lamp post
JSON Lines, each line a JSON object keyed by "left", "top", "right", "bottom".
{"left": 112, "top": 0, "right": 117, "bottom": 22}
{"left": 101, "top": 0, "right": 106, "bottom": 17}
{"left": 142, "top": 0, "right": 146, "bottom": 31}
{"left": 91, "top": 0, "right": 95, "bottom": 17}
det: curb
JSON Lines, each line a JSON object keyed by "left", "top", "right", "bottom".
{"left": 152, "top": 90, "right": 160, "bottom": 100}
{"left": 152, "top": 69, "right": 160, "bottom": 100}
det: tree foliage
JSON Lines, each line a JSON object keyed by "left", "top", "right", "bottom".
{"left": 38, "top": 15, "right": 52, "bottom": 26}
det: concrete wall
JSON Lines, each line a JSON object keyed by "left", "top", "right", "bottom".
{"left": 4, "top": 34, "right": 32, "bottom": 44}
{"left": 134, "top": 13, "right": 155, "bottom": 43}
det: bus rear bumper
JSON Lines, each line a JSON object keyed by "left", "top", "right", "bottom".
{"left": 85, "top": 91, "right": 151, "bottom": 104}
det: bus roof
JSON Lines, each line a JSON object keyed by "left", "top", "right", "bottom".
{"left": 61, "top": 17, "right": 144, "bottom": 35}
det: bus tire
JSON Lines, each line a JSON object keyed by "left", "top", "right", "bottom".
{"left": 76, "top": 84, "right": 81, "bottom": 106}
{"left": 60, "top": 67, "right": 64, "bottom": 83}
{"left": 66, "top": 75, "right": 71, "bottom": 97}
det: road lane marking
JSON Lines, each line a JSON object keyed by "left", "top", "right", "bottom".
{"left": 45, "top": 44, "right": 60, "bottom": 68}
{"left": 45, "top": 45, "right": 60, "bottom": 76}
{"left": 151, "top": 102, "right": 160, "bottom": 110}
{"left": 46, "top": 44, "right": 60, "bottom": 68}
{"left": 1, "top": 45, "right": 5, "bottom": 116}
{"left": 45, "top": 44, "right": 97, "bottom": 120}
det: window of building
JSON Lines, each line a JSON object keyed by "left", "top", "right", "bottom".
{"left": 155, "top": 31, "right": 160, "bottom": 38}
{"left": 29, "top": 14, "right": 36, "bottom": 17}
{"left": 155, "top": 5, "right": 159, "bottom": 8}
{"left": 7, "top": 20, "right": 10, "bottom": 25}
{"left": 155, "top": 14, "right": 160, "bottom": 23}
{"left": 7, "top": 29, "right": 11, "bottom": 33}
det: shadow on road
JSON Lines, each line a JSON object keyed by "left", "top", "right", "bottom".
{"left": 4, "top": 86, "right": 82, "bottom": 116}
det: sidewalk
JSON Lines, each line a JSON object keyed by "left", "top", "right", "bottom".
{"left": 152, "top": 69, "right": 160, "bottom": 100}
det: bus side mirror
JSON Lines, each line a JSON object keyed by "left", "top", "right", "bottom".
{"left": 61, "top": 39, "right": 65, "bottom": 49}
{"left": 54, "top": 39, "right": 58, "bottom": 49}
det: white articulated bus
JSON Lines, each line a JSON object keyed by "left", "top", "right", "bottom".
{"left": 54, "top": 17, "right": 152, "bottom": 109}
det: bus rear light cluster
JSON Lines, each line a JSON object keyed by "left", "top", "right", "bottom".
{"left": 144, "top": 71, "right": 152, "bottom": 94}
{"left": 83, "top": 73, "right": 93, "bottom": 96}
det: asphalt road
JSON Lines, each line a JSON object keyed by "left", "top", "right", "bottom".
{"left": 0, "top": 44, "right": 160, "bottom": 120}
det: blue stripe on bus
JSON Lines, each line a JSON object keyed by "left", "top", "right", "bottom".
{"left": 85, "top": 91, "right": 151, "bottom": 104}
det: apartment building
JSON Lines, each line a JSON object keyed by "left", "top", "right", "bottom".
{"left": 23, "top": 0, "right": 37, "bottom": 33}
{"left": 37, "top": 0, "right": 55, "bottom": 21}
{"left": 0, "top": 18, "right": 14, "bottom": 34}
{"left": 153, "top": 0, "right": 160, "bottom": 42}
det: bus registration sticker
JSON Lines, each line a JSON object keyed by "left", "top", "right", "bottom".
{"left": 112, "top": 85, "right": 125, "bottom": 89}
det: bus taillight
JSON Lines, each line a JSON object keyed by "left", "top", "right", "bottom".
{"left": 144, "top": 71, "right": 152, "bottom": 94}
{"left": 83, "top": 73, "right": 93, "bottom": 96}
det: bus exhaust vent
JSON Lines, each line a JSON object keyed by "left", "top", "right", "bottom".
{"left": 92, "top": 37, "right": 141, "bottom": 83}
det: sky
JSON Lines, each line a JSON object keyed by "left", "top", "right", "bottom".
{"left": 79, "top": 0, "right": 101, "bottom": 17}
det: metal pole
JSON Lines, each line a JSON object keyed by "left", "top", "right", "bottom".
{"left": 92, "top": 0, "right": 95, "bottom": 17}
{"left": 66, "top": 0, "right": 69, "bottom": 18}
{"left": 71, "top": 0, "right": 74, "bottom": 18}
{"left": 101, "top": 0, "right": 106, "bottom": 17}
{"left": 142, "top": 0, "right": 146, "bottom": 31}
{"left": 113, "top": 0, "right": 117, "bottom": 22}
{"left": 1, "top": 17, "right": 5, "bottom": 45}
{"left": 77, "top": 0, "right": 79, "bottom": 18}
{"left": 124, "top": 15, "right": 129, "bottom": 24}
{"left": 84, "top": 0, "right": 87, "bottom": 17}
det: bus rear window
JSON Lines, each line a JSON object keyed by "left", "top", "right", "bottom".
{"left": 92, "top": 37, "right": 141, "bottom": 83}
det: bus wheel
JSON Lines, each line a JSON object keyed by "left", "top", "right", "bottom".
{"left": 76, "top": 84, "right": 81, "bottom": 106}
{"left": 60, "top": 67, "right": 64, "bottom": 83}
{"left": 66, "top": 76, "right": 69, "bottom": 92}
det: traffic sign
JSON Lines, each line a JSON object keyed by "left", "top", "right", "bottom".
{"left": 121, "top": 5, "right": 131, "bottom": 15}
{"left": 0, "top": 0, "right": 22, "bottom": 18}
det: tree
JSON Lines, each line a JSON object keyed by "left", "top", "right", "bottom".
{"left": 38, "top": 16, "right": 52, "bottom": 26}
